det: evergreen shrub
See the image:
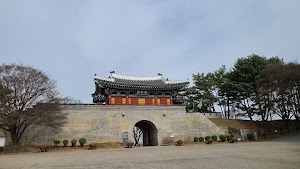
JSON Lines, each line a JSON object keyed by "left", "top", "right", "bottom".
{"left": 71, "top": 139, "right": 77, "bottom": 147}
{"left": 54, "top": 140, "right": 60, "bottom": 147}
{"left": 226, "top": 135, "right": 232, "bottom": 141}
{"left": 212, "top": 135, "right": 218, "bottom": 141}
{"left": 205, "top": 136, "right": 211, "bottom": 141}
{"left": 219, "top": 135, "right": 226, "bottom": 142}
{"left": 63, "top": 140, "right": 68, "bottom": 147}
{"left": 79, "top": 138, "right": 87, "bottom": 147}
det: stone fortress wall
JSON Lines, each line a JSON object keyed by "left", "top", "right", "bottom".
{"left": 200, "top": 112, "right": 223, "bottom": 118}
{"left": 5, "top": 104, "right": 225, "bottom": 146}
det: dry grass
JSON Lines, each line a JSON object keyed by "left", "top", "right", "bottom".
{"left": 209, "top": 118, "right": 259, "bottom": 129}
{"left": 209, "top": 118, "right": 297, "bottom": 130}
{"left": 209, "top": 118, "right": 299, "bottom": 140}
{"left": 2, "top": 146, "right": 40, "bottom": 154}
{"left": 96, "top": 142, "right": 123, "bottom": 149}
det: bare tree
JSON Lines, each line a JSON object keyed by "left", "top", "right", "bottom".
{"left": 132, "top": 126, "right": 142, "bottom": 146}
{"left": 0, "top": 64, "right": 68, "bottom": 146}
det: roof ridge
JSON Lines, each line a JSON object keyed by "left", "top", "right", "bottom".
{"left": 111, "top": 73, "right": 164, "bottom": 81}
{"left": 94, "top": 73, "right": 190, "bottom": 86}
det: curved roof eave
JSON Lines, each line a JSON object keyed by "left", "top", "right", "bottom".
{"left": 94, "top": 79, "right": 188, "bottom": 90}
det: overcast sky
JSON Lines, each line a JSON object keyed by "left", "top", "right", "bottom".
{"left": 1, "top": 0, "right": 299, "bottom": 103}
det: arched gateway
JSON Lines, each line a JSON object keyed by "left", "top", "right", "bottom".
{"left": 134, "top": 120, "right": 158, "bottom": 146}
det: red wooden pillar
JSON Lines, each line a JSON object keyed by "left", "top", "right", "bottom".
{"left": 108, "top": 96, "right": 111, "bottom": 104}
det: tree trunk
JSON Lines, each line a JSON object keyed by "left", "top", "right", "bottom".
{"left": 249, "top": 115, "right": 253, "bottom": 121}
{"left": 282, "top": 115, "right": 290, "bottom": 133}
{"left": 286, "top": 119, "right": 290, "bottom": 133}
{"left": 295, "top": 116, "right": 300, "bottom": 131}
{"left": 227, "top": 96, "right": 230, "bottom": 119}
{"left": 247, "top": 109, "right": 253, "bottom": 121}
{"left": 10, "top": 128, "right": 19, "bottom": 147}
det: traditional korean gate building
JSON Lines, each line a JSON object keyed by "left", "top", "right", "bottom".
{"left": 92, "top": 72, "right": 189, "bottom": 105}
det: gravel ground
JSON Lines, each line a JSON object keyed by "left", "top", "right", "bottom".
{"left": 0, "top": 132, "right": 299, "bottom": 169}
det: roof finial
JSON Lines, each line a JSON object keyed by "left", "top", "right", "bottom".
{"left": 95, "top": 74, "right": 97, "bottom": 76}
{"left": 158, "top": 73, "right": 162, "bottom": 76}
{"left": 110, "top": 71, "right": 115, "bottom": 74}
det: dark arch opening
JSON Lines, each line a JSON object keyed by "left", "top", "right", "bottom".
{"left": 133, "top": 120, "right": 158, "bottom": 146}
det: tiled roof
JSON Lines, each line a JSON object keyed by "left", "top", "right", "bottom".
{"left": 94, "top": 73, "right": 189, "bottom": 90}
